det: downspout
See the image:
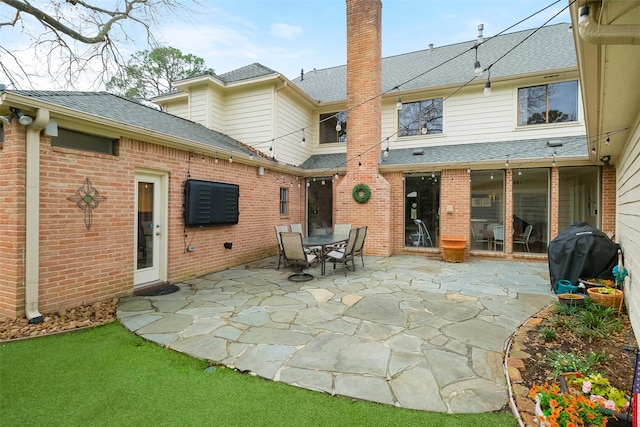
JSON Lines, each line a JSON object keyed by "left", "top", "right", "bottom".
{"left": 25, "top": 108, "right": 49, "bottom": 323}
{"left": 578, "top": 2, "right": 640, "bottom": 45}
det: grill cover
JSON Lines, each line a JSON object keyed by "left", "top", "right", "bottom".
{"left": 548, "top": 222, "right": 619, "bottom": 287}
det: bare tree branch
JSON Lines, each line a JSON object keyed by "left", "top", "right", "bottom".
{"left": 0, "top": 0, "right": 198, "bottom": 89}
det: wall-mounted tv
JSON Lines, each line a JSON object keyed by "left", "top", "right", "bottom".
{"left": 184, "top": 179, "right": 239, "bottom": 227}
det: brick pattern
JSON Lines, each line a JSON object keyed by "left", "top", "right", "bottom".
{"left": 0, "top": 122, "right": 26, "bottom": 316}
{"left": 0, "top": 131, "right": 303, "bottom": 319}
{"left": 439, "top": 169, "right": 471, "bottom": 243}
{"left": 601, "top": 166, "right": 616, "bottom": 237}
{"left": 339, "top": 0, "right": 392, "bottom": 256}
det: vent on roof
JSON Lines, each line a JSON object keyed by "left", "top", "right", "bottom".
{"left": 412, "top": 149, "right": 424, "bottom": 156}
{"left": 429, "top": 44, "right": 434, "bottom": 52}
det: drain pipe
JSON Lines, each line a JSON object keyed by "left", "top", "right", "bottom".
{"left": 578, "top": 2, "right": 640, "bottom": 45}
{"left": 25, "top": 108, "right": 49, "bottom": 324}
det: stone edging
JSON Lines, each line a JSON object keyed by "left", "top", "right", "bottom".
{"left": 503, "top": 304, "right": 555, "bottom": 427}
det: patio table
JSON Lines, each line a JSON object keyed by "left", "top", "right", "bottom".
{"left": 303, "top": 234, "right": 349, "bottom": 275}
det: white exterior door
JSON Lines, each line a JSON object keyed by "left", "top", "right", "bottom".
{"left": 134, "top": 172, "right": 167, "bottom": 286}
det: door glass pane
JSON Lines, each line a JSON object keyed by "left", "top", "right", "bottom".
{"left": 559, "top": 166, "right": 599, "bottom": 230}
{"left": 137, "top": 181, "right": 154, "bottom": 270}
{"left": 404, "top": 174, "right": 440, "bottom": 247}
{"left": 513, "top": 168, "right": 549, "bottom": 253}
{"left": 307, "top": 179, "right": 333, "bottom": 236}
{"left": 471, "top": 171, "right": 505, "bottom": 251}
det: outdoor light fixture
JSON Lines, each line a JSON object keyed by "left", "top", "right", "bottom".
{"left": 600, "top": 155, "right": 611, "bottom": 166}
{"left": 0, "top": 108, "right": 33, "bottom": 126}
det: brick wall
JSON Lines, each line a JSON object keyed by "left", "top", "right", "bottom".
{"left": 439, "top": 169, "right": 471, "bottom": 242}
{"left": 339, "top": 0, "right": 392, "bottom": 256}
{"left": 0, "top": 129, "right": 303, "bottom": 319}
{"left": 601, "top": 166, "right": 616, "bottom": 237}
{"left": 0, "top": 122, "right": 26, "bottom": 317}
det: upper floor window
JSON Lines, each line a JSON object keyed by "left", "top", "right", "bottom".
{"left": 319, "top": 112, "right": 347, "bottom": 143}
{"left": 518, "top": 81, "right": 578, "bottom": 126}
{"left": 398, "top": 98, "right": 443, "bottom": 137}
{"left": 52, "top": 128, "right": 118, "bottom": 155}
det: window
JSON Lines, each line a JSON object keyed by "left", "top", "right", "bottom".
{"left": 280, "top": 187, "right": 289, "bottom": 215}
{"left": 52, "top": 128, "right": 118, "bottom": 155}
{"left": 398, "top": 98, "right": 443, "bottom": 137}
{"left": 518, "top": 81, "right": 578, "bottom": 126}
{"left": 319, "top": 112, "right": 346, "bottom": 143}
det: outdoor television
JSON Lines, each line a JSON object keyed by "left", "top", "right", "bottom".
{"left": 184, "top": 179, "right": 239, "bottom": 227}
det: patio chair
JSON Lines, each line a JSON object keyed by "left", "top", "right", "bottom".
{"left": 493, "top": 225, "right": 505, "bottom": 251}
{"left": 470, "top": 225, "right": 489, "bottom": 249}
{"left": 290, "top": 223, "right": 321, "bottom": 254}
{"left": 280, "top": 231, "right": 318, "bottom": 282}
{"left": 325, "top": 228, "right": 359, "bottom": 276}
{"left": 352, "top": 225, "right": 367, "bottom": 268}
{"left": 514, "top": 224, "right": 534, "bottom": 252}
{"left": 326, "top": 223, "right": 352, "bottom": 251}
{"left": 410, "top": 219, "right": 433, "bottom": 247}
{"left": 275, "top": 225, "right": 290, "bottom": 269}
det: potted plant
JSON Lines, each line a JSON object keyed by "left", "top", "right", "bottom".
{"left": 529, "top": 382, "right": 608, "bottom": 427}
{"left": 586, "top": 286, "right": 624, "bottom": 310}
{"left": 557, "top": 293, "right": 586, "bottom": 306}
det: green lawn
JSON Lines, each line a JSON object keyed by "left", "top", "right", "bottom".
{"left": 0, "top": 322, "right": 517, "bottom": 426}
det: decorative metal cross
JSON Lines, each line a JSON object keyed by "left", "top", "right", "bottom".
{"left": 67, "top": 178, "right": 107, "bottom": 230}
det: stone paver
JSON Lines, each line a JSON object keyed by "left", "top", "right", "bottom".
{"left": 117, "top": 255, "right": 554, "bottom": 413}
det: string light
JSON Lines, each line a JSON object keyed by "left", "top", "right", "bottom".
{"left": 484, "top": 67, "right": 492, "bottom": 96}
{"left": 214, "top": 157, "right": 219, "bottom": 164}
{"left": 606, "top": 135, "right": 610, "bottom": 145}
{"left": 336, "top": 121, "right": 341, "bottom": 132}
{"left": 301, "top": 129, "right": 306, "bottom": 146}
{"left": 396, "top": 97, "right": 403, "bottom": 111}
{"left": 229, "top": 155, "right": 233, "bottom": 163}
{"left": 505, "top": 155, "right": 509, "bottom": 168}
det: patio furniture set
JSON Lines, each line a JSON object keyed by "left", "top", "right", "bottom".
{"left": 275, "top": 224, "right": 368, "bottom": 281}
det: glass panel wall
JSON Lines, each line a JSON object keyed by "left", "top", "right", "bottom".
{"left": 513, "top": 168, "right": 549, "bottom": 253}
{"left": 404, "top": 173, "right": 440, "bottom": 247}
{"left": 307, "top": 178, "right": 333, "bottom": 236}
{"left": 558, "top": 166, "right": 599, "bottom": 231}
{"left": 470, "top": 170, "right": 505, "bottom": 251}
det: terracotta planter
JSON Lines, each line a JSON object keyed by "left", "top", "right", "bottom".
{"left": 557, "top": 293, "right": 585, "bottom": 307}
{"left": 587, "top": 287, "right": 623, "bottom": 311}
{"left": 441, "top": 237, "right": 466, "bottom": 263}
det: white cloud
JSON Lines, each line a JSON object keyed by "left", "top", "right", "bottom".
{"left": 269, "top": 23, "right": 303, "bottom": 39}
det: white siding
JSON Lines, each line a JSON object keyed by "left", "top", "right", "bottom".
{"left": 617, "top": 118, "right": 640, "bottom": 339}
{"left": 164, "top": 102, "right": 188, "bottom": 119}
{"left": 224, "top": 85, "right": 273, "bottom": 148}
{"left": 380, "top": 78, "right": 585, "bottom": 151}
{"left": 275, "top": 92, "right": 313, "bottom": 166}
{"left": 189, "top": 87, "right": 209, "bottom": 126}
{"left": 209, "top": 87, "right": 225, "bottom": 133}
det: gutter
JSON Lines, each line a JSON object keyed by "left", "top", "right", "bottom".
{"left": 578, "top": 2, "right": 640, "bottom": 45}
{"left": 25, "top": 108, "right": 49, "bottom": 323}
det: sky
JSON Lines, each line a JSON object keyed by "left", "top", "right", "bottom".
{"left": 0, "top": 0, "right": 572, "bottom": 90}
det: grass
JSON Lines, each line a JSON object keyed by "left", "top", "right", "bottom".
{"left": 0, "top": 322, "right": 517, "bottom": 427}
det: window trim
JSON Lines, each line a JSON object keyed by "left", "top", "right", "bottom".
{"left": 516, "top": 80, "right": 579, "bottom": 127}
{"left": 397, "top": 97, "right": 444, "bottom": 138}
{"left": 51, "top": 127, "right": 119, "bottom": 156}
{"left": 279, "top": 187, "right": 289, "bottom": 216}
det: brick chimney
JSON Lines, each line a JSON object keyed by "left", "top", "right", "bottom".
{"left": 335, "top": 0, "right": 392, "bottom": 256}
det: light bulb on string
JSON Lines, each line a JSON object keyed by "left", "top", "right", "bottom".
{"left": 396, "top": 97, "right": 403, "bottom": 111}
{"left": 215, "top": 157, "right": 219, "bottom": 164}
{"left": 229, "top": 156, "right": 233, "bottom": 163}
{"left": 321, "top": 179, "right": 325, "bottom": 185}
{"left": 606, "top": 135, "right": 610, "bottom": 145}
{"left": 301, "top": 129, "right": 306, "bottom": 146}
{"left": 483, "top": 67, "right": 491, "bottom": 96}
{"left": 490, "top": 171, "right": 494, "bottom": 180}
{"left": 335, "top": 121, "right": 341, "bottom": 132}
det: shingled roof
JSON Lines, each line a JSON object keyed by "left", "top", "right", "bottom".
{"left": 298, "top": 135, "right": 588, "bottom": 171}
{"left": 10, "top": 90, "right": 255, "bottom": 156}
{"left": 293, "top": 23, "right": 576, "bottom": 103}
